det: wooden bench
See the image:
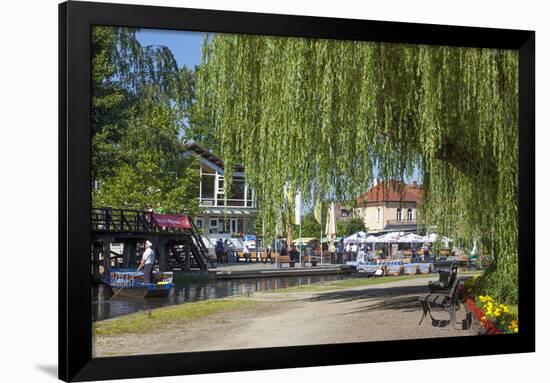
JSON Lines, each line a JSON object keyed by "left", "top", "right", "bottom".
{"left": 428, "top": 263, "right": 457, "bottom": 292}
{"left": 302, "top": 255, "right": 318, "bottom": 267}
{"left": 235, "top": 250, "right": 274, "bottom": 263}
{"left": 258, "top": 251, "right": 274, "bottom": 264}
{"left": 276, "top": 255, "right": 297, "bottom": 268}
{"left": 418, "top": 275, "right": 461, "bottom": 329}
{"left": 236, "top": 251, "right": 257, "bottom": 263}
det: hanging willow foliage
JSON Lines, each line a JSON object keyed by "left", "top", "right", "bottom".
{"left": 196, "top": 34, "right": 519, "bottom": 303}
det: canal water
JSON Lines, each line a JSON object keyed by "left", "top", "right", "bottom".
{"left": 93, "top": 273, "right": 356, "bottom": 321}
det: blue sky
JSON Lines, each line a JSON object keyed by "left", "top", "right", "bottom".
{"left": 136, "top": 28, "right": 204, "bottom": 68}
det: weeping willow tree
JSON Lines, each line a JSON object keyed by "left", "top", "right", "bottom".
{"left": 196, "top": 34, "right": 518, "bottom": 303}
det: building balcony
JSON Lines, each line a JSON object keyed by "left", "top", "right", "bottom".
{"left": 199, "top": 198, "right": 257, "bottom": 209}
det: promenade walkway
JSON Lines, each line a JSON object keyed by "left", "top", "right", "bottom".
{"left": 93, "top": 276, "right": 476, "bottom": 356}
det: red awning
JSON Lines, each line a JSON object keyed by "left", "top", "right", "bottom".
{"left": 152, "top": 213, "right": 192, "bottom": 229}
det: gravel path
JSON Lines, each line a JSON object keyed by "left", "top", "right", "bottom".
{"left": 93, "top": 277, "right": 477, "bottom": 357}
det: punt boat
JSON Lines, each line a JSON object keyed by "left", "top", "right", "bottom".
{"left": 104, "top": 268, "right": 174, "bottom": 298}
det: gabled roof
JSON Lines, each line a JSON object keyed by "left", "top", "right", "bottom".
{"left": 182, "top": 141, "right": 244, "bottom": 173}
{"left": 356, "top": 180, "right": 423, "bottom": 204}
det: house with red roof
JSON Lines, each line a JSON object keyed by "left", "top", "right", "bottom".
{"left": 338, "top": 180, "right": 423, "bottom": 233}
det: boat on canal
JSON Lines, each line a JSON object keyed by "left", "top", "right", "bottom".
{"left": 104, "top": 268, "right": 174, "bottom": 298}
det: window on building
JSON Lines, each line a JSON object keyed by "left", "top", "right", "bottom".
{"left": 209, "top": 219, "right": 218, "bottom": 234}
{"left": 407, "top": 208, "right": 413, "bottom": 221}
{"left": 227, "top": 178, "right": 246, "bottom": 206}
{"left": 341, "top": 209, "right": 349, "bottom": 217}
{"left": 196, "top": 218, "right": 203, "bottom": 228}
{"left": 396, "top": 208, "right": 402, "bottom": 221}
{"left": 230, "top": 218, "right": 245, "bottom": 235}
{"left": 201, "top": 174, "right": 215, "bottom": 199}
{"left": 217, "top": 218, "right": 230, "bottom": 234}
{"left": 376, "top": 207, "right": 381, "bottom": 222}
{"left": 246, "top": 186, "right": 254, "bottom": 207}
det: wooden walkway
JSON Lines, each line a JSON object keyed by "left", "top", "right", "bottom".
{"left": 91, "top": 208, "right": 214, "bottom": 280}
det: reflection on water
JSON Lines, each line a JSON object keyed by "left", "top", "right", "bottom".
{"left": 93, "top": 273, "right": 353, "bottom": 321}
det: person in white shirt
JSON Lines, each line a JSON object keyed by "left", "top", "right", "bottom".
{"left": 345, "top": 243, "right": 351, "bottom": 262}
{"left": 137, "top": 240, "right": 155, "bottom": 283}
{"left": 243, "top": 245, "right": 251, "bottom": 262}
{"left": 351, "top": 243, "right": 358, "bottom": 261}
{"left": 328, "top": 243, "right": 336, "bottom": 264}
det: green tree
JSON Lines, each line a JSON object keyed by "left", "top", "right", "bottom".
{"left": 181, "top": 65, "right": 221, "bottom": 153}
{"left": 93, "top": 88, "right": 200, "bottom": 215}
{"left": 337, "top": 218, "right": 367, "bottom": 237}
{"left": 197, "top": 35, "right": 519, "bottom": 303}
{"left": 294, "top": 212, "right": 325, "bottom": 238}
{"left": 91, "top": 26, "right": 201, "bottom": 216}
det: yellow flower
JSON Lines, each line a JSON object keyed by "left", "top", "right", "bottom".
{"left": 514, "top": 328, "right": 518, "bottom": 333}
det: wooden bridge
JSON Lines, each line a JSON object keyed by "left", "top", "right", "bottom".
{"left": 91, "top": 208, "right": 214, "bottom": 281}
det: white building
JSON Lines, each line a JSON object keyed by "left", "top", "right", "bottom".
{"left": 183, "top": 142, "right": 257, "bottom": 249}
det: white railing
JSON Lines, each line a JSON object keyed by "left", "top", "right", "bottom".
{"left": 199, "top": 198, "right": 256, "bottom": 208}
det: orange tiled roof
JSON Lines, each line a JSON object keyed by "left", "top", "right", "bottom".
{"left": 356, "top": 180, "right": 423, "bottom": 204}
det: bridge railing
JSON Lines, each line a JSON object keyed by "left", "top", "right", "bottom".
{"left": 92, "top": 207, "right": 214, "bottom": 269}
{"left": 92, "top": 208, "right": 156, "bottom": 232}
{"left": 92, "top": 207, "right": 205, "bottom": 236}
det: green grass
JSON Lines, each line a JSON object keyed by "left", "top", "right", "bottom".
{"left": 328, "top": 274, "right": 435, "bottom": 288}
{"left": 265, "top": 271, "right": 483, "bottom": 294}
{"left": 265, "top": 274, "right": 435, "bottom": 293}
{"left": 93, "top": 298, "right": 254, "bottom": 337}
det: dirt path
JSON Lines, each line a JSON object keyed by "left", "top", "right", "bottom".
{"left": 93, "top": 277, "right": 476, "bottom": 357}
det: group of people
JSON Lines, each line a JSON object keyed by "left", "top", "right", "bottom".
{"left": 279, "top": 239, "right": 365, "bottom": 264}
{"left": 134, "top": 237, "right": 436, "bottom": 279}
{"left": 335, "top": 241, "right": 370, "bottom": 263}
{"left": 214, "top": 238, "right": 234, "bottom": 264}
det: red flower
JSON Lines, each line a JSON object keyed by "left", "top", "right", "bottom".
{"left": 459, "top": 286, "right": 501, "bottom": 335}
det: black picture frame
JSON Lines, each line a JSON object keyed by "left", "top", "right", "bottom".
{"left": 59, "top": 1, "right": 535, "bottom": 381}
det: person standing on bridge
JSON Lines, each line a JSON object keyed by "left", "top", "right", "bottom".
{"left": 137, "top": 240, "right": 155, "bottom": 284}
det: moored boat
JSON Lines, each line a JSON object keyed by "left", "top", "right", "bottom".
{"left": 105, "top": 268, "right": 174, "bottom": 298}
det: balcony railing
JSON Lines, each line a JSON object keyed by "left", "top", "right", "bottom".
{"left": 386, "top": 219, "right": 417, "bottom": 226}
{"left": 199, "top": 198, "right": 256, "bottom": 208}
